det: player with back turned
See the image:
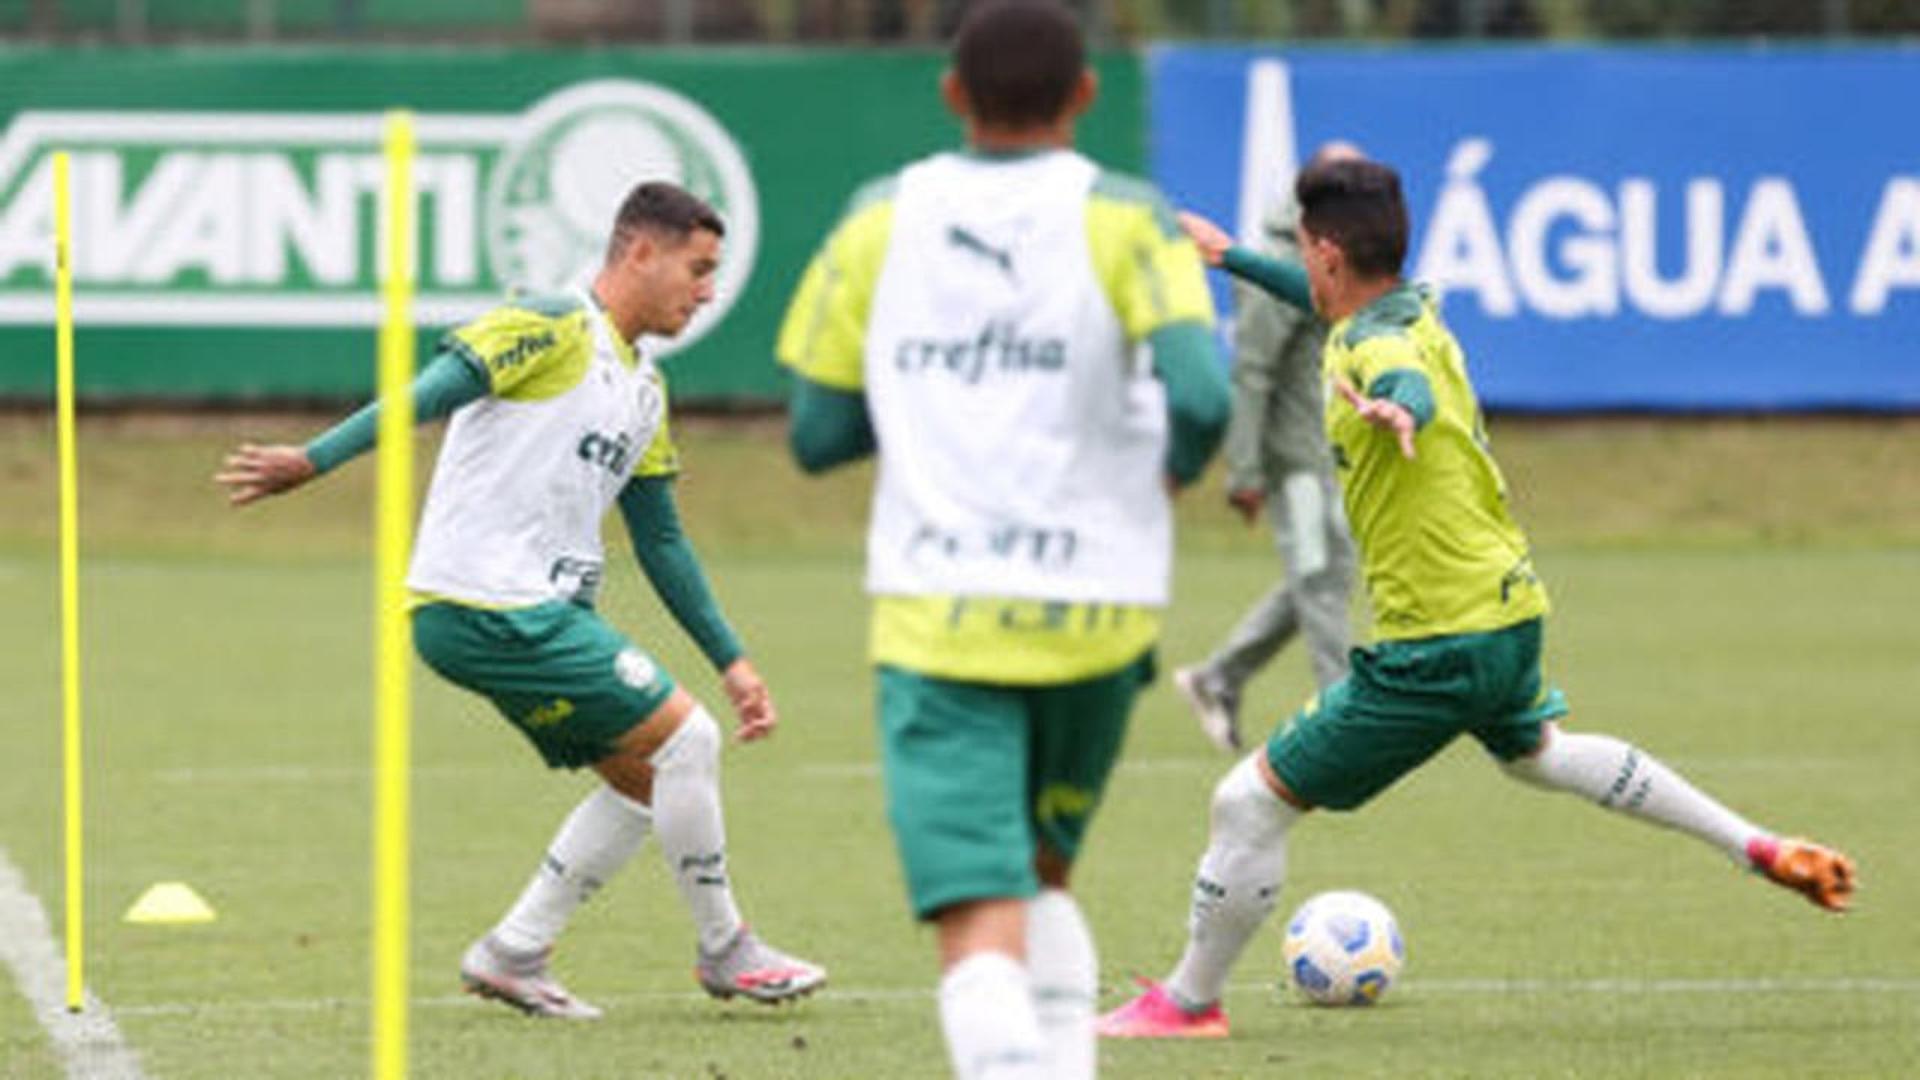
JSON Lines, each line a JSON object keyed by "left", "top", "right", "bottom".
{"left": 1098, "top": 155, "right": 1857, "bottom": 1040}
{"left": 777, "top": 2, "right": 1229, "bottom": 1075}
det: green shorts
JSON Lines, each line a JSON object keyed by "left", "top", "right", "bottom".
{"left": 412, "top": 601, "right": 677, "bottom": 769}
{"left": 876, "top": 652, "right": 1154, "bottom": 921}
{"left": 1265, "top": 618, "right": 1569, "bottom": 811}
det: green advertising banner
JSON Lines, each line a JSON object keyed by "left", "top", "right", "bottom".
{"left": 0, "top": 47, "right": 1144, "bottom": 402}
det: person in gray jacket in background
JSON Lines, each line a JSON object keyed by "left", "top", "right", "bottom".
{"left": 1173, "top": 142, "right": 1363, "bottom": 754}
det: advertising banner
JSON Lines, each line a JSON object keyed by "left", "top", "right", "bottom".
{"left": 0, "top": 48, "right": 1143, "bottom": 401}
{"left": 1151, "top": 46, "right": 1920, "bottom": 410}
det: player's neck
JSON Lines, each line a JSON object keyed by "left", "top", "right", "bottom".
{"left": 1323, "top": 276, "right": 1402, "bottom": 324}
{"left": 965, "top": 119, "right": 1074, "bottom": 155}
{"left": 589, "top": 276, "right": 645, "bottom": 343}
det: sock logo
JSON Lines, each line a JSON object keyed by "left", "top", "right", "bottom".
{"left": 1602, "top": 747, "right": 1642, "bottom": 808}
{"left": 678, "top": 851, "right": 728, "bottom": 887}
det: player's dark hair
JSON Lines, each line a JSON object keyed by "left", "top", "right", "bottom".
{"left": 952, "top": 0, "right": 1085, "bottom": 130}
{"left": 1294, "top": 158, "right": 1408, "bottom": 280}
{"left": 607, "top": 181, "right": 724, "bottom": 261}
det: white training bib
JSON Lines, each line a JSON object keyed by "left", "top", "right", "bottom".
{"left": 408, "top": 292, "right": 666, "bottom": 607}
{"left": 862, "top": 150, "right": 1172, "bottom": 606}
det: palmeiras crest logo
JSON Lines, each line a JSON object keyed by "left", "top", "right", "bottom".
{"left": 486, "top": 81, "right": 759, "bottom": 352}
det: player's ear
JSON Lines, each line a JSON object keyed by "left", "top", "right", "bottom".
{"left": 1324, "top": 239, "right": 1350, "bottom": 282}
{"left": 940, "top": 69, "right": 971, "bottom": 121}
{"left": 624, "top": 229, "right": 658, "bottom": 271}
{"left": 1065, "top": 69, "right": 1098, "bottom": 121}
{"left": 1307, "top": 232, "right": 1340, "bottom": 277}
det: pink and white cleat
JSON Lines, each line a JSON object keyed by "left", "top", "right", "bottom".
{"left": 1096, "top": 978, "right": 1229, "bottom": 1039}
{"left": 695, "top": 926, "right": 827, "bottom": 1004}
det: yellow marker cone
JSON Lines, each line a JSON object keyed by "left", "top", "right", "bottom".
{"left": 124, "top": 882, "right": 216, "bottom": 925}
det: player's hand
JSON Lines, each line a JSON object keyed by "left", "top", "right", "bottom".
{"left": 215, "top": 443, "right": 317, "bottom": 505}
{"left": 1227, "top": 486, "right": 1265, "bottom": 525}
{"left": 1332, "top": 378, "right": 1417, "bottom": 460}
{"left": 1177, "top": 211, "right": 1232, "bottom": 267}
{"left": 721, "top": 658, "right": 777, "bottom": 743}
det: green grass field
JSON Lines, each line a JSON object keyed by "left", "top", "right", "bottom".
{"left": 1, "top": 415, "right": 1916, "bottom": 1078}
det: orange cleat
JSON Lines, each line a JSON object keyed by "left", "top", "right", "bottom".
{"left": 1748, "top": 836, "right": 1857, "bottom": 912}
{"left": 1096, "top": 978, "right": 1230, "bottom": 1040}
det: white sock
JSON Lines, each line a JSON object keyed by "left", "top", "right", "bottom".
{"left": 1026, "top": 890, "right": 1096, "bottom": 1080}
{"left": 1166, "top": 754, "right": 1297, "bottom": 1011}
{"left": 494, "top": 784, "right": 652, "bottom": 954}
{"left": 1502, "top": 729, "right": 1765, "bottom": 864}
{"left": 938, "top": 951, "right": 1049, "bottom": 1080}
{"left": 649, "top": 706, "right": 745, "bottom": 954}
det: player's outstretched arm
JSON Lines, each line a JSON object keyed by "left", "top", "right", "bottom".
{"left": 616, "top": 477, "right": 775, "bottom": 743}
{"left": 214, "top": 350, "right": 486, "bottom": 506}
{"left": 787, "top": 375, "right": 875, "bottom": 474}
{"left": 1177, "top": 210, "right": 1233, "bottom": 266}
{"left": 1177, "top": 210, "right": 1314, "bottom": 313}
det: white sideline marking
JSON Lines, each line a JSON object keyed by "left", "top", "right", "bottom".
{"left": 0, "top": 848, "right": 148, "bottom": 1079}
{"left": 108, "top": 976, "right": 1920, "bottom": 1018}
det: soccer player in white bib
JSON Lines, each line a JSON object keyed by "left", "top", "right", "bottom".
{"left": 217, "top": 181, "right": 825, "bottom": 1018}
{"left": 777, "top": 3, "right": 1230, "bottom": 1076}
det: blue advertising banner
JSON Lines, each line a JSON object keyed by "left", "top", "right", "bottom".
{"left": 1150, "top": 46, "right": 1920, "bottom": 410}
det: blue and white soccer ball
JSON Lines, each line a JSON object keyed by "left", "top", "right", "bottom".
{"left": 1280, "top": 890, "right": 1405, "bottom": 1006}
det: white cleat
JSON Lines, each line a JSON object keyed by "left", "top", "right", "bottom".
{"left": 460, "top": 935, "right": 604, "bottom": 1020}
{"left": 1174, "top": 665, "right": 1242, "bottom": 753}
{"left": 696, "top": 926, "right": 827, "bottom": 1005}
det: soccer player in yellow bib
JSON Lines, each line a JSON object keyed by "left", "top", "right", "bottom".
{"left": 777, "top": 3, "right": 1228, "bottom": 1076}
{"left": 1098, "top": 156, "right": 1857, "bottom": 1039}
{"left": 216, "top": 182, "right": 823, "bottom": 1019}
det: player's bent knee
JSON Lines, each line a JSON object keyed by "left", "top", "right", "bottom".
{"left": 1210, "top": 755, "right": 1289, "bottom": 846}
{"left": 642, "top": 686, "right": 697, "bottom": 732}
{"left": 651, "top": 704, "right": 720, "bottom": 778}
{"left": 1498, "top": 751, "right": 1550, "bottom": 788}
{"left": 1489, "top": 722, "right": 1551, "bottom": 780}
{"left": 592, "top": 751, "right": 657, "bottom": 804}
{"left": 1497, "top": 726, "right": 1558, "bottom": 786}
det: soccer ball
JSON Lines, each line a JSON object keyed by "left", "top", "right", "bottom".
{"left": 1280, "top": 890, "right": 1405, "bottom": 1006}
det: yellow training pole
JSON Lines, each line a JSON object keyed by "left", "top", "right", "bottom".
{"left": 53, "top": 151, "right": 84, "bottom": 1014}
{"left": 372, "top": 110, "right": 415, "bottom": 1080}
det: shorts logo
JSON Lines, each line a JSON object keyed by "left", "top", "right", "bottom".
{"left": 1034, "top": 783, "right": 1096, "bottom": 824}
{"left": 614, "top": 647, "right": 658, "bottom": 690}
{"left": 526, "top": 698, "right": 575, "bottom": 729}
